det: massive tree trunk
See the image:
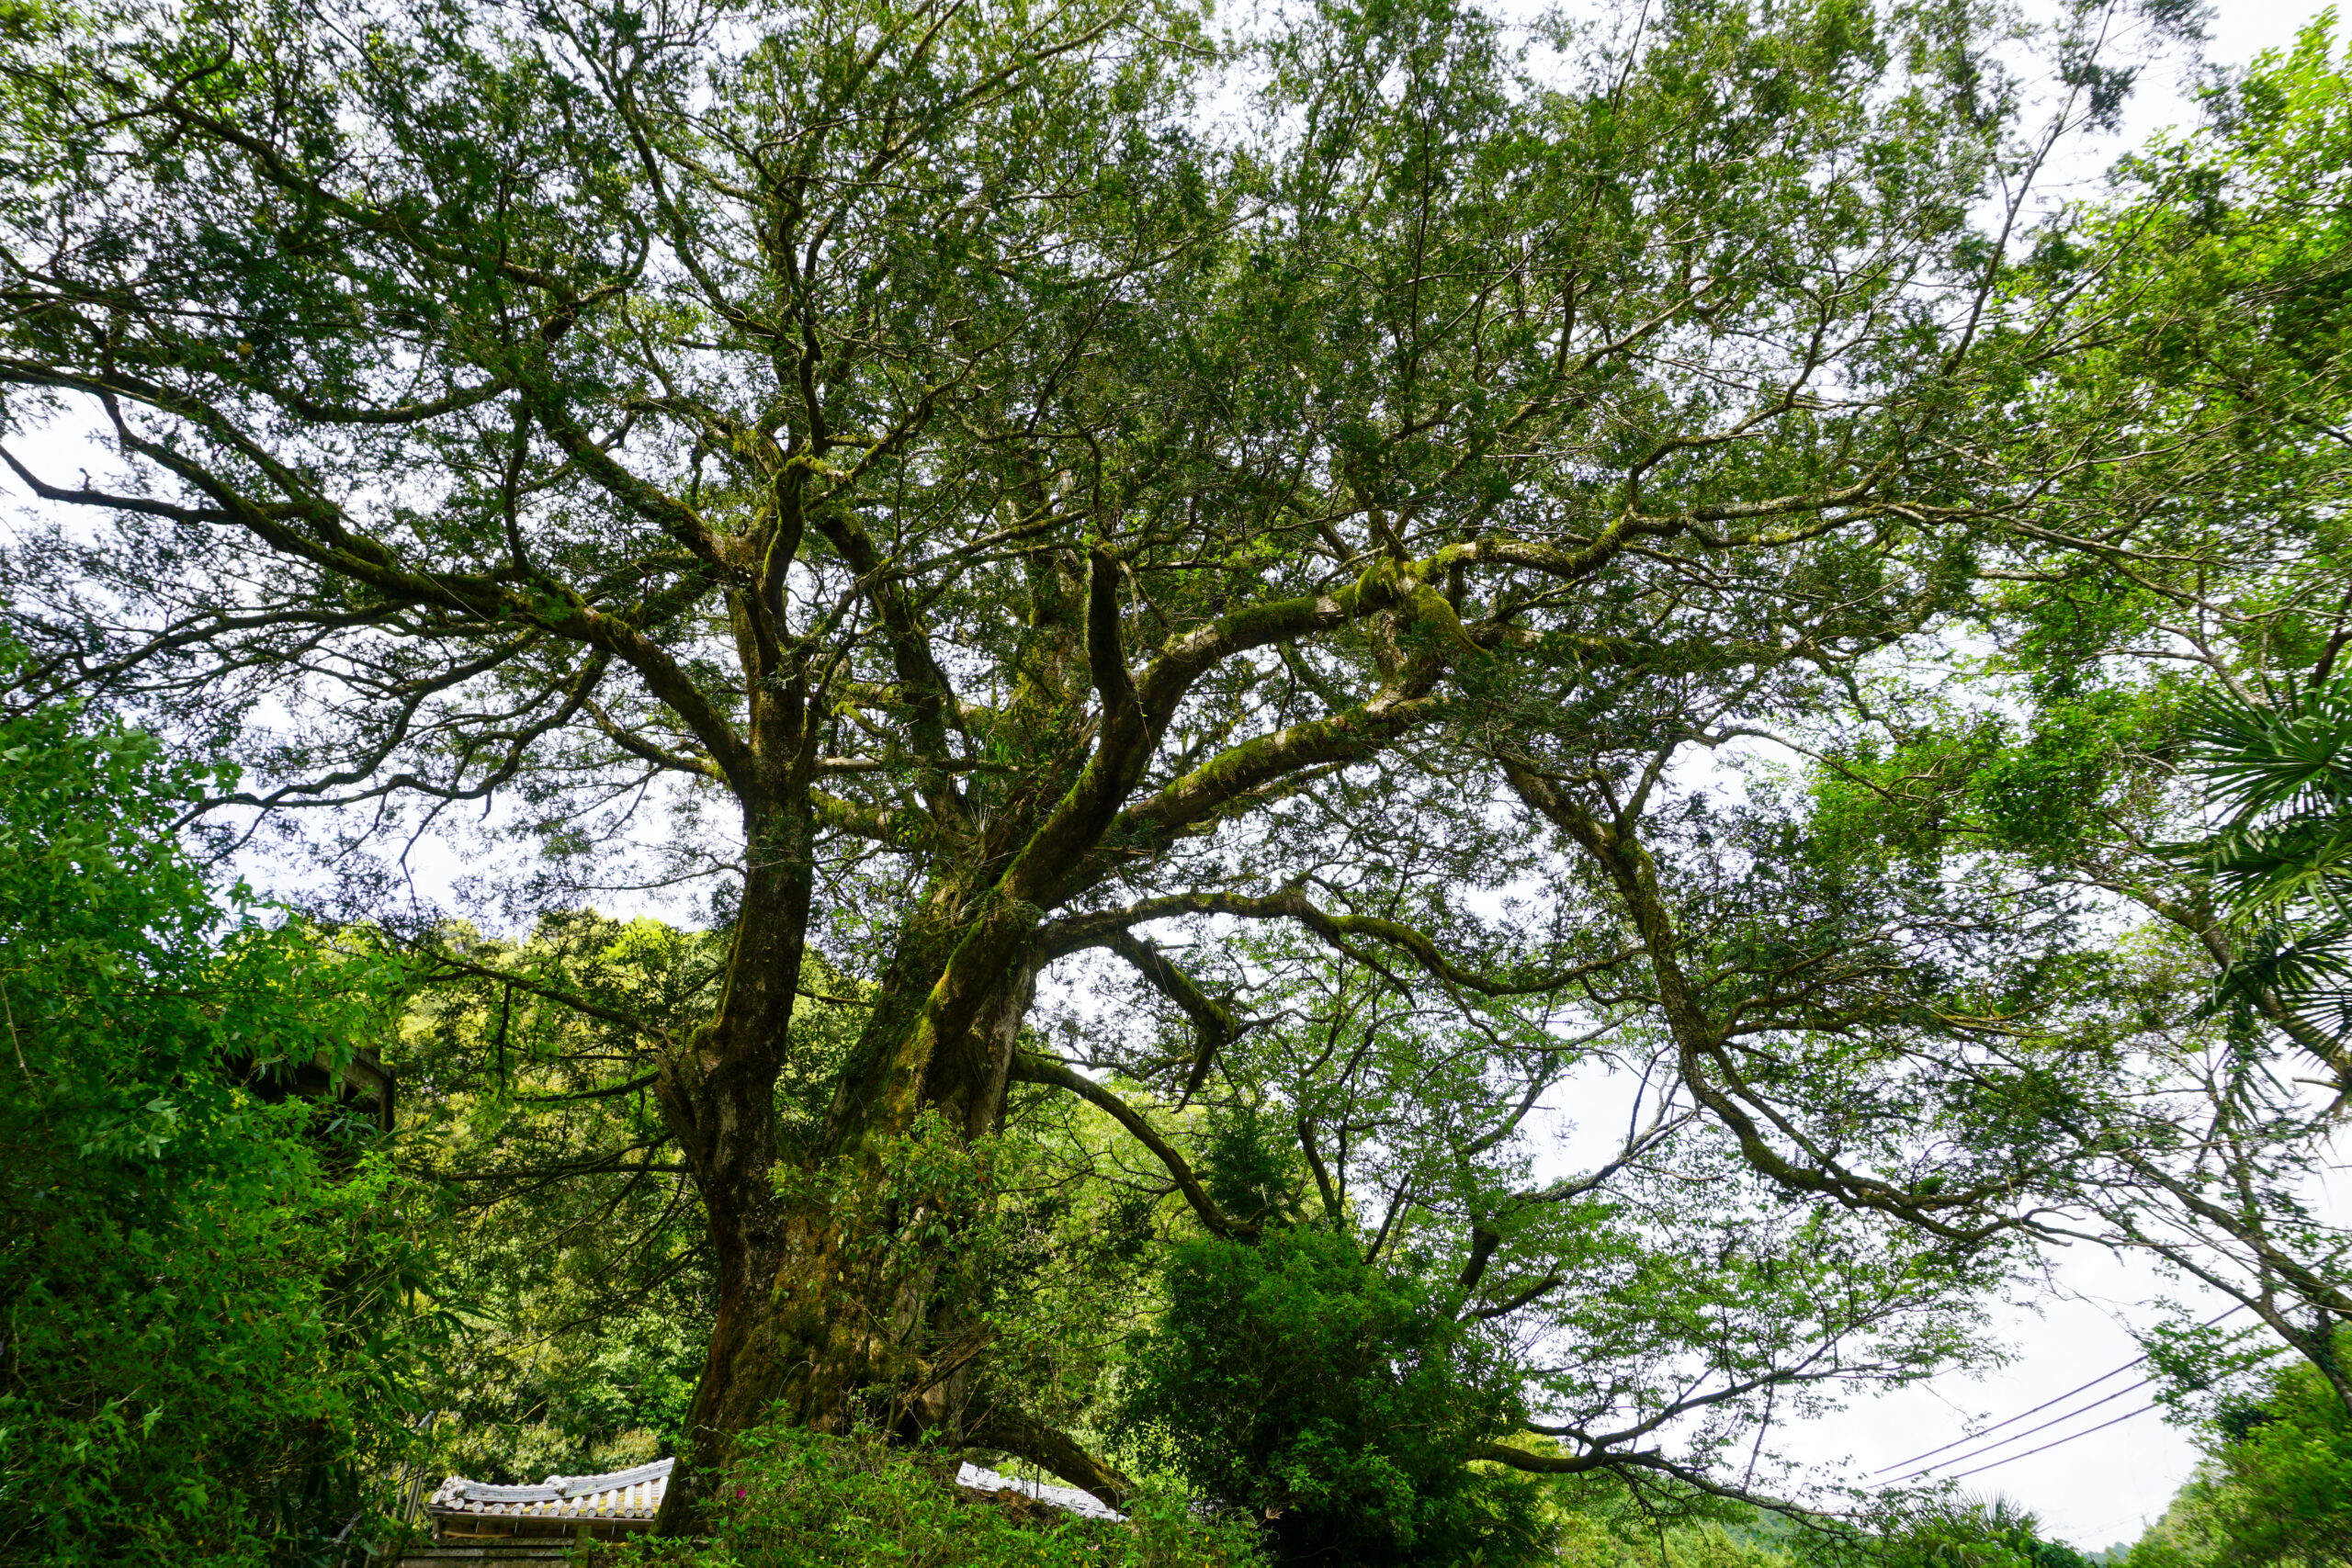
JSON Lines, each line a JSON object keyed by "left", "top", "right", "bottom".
{"left": 644, "top": 553, "right": 1478, "bottom": 1527}
{"left": 649, "top": 539, "right": 1140, "bottom": 1529}
{"left": 653, "top": 852, "right": 1054, "bottom": 1529}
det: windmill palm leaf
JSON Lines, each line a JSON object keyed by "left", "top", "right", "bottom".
{"left": 2177, "top": 677, "right": 2352, "bottom": 1077}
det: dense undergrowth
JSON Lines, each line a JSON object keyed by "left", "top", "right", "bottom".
{"left": 546, "top": 1425, "right": 2098, "bottom": 1568}
{"left": 0, "top": 684, "right": 435, "bottom": 1566}
{"left": 580, "top": 1427, "right": 1263, "bottom": 1568}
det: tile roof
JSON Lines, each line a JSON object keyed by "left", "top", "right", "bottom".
{"left": 427, "top": 1454, "right": 1126, "bottom": 1533}
{"left": 428, "top": 1457, "right": 671, "bottom": 1527}
{"left": 954, "top": 1461, "right": 1127, "bottom": 1522}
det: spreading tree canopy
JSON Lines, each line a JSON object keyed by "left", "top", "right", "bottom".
{"left": 0, "top": 0, "right": 2197, "bottom": 1529}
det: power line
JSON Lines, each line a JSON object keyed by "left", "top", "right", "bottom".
{"left": 1878, "top": 1378, "right": 2150, "bottom": 1483}
{"left": 1868, "top": 1303, "right": 2243, "bottom": 1481}
{"left": 1868, "top": 1363, "right": 2147, "bottom": 1478}
{"left": 1936, "top": 1400, "right": 2164, "bottom": 1483}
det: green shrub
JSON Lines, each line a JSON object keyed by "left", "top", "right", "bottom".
{"left": 0, "top": 695, "right": 434, "bottom": 1565}
{"left": 1110, "top": 1225, "right": 1554, "bottom": 1568}
{"left": 1873, "top": 1496, "right": 2089, "bottom": 1568}
{"left": 2202, "top": 1353, "right": 2352, "bottom": 1568}
{"left": 595, "top": 1425, "right": 1261, "bottom": 1568}
{"left": 2128, "top": 1342, "right": 2352, "bottom": 1568}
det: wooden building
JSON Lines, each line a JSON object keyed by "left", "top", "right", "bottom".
{"left": 387, "top": 1452, "right": 1125, "bottom": 1564}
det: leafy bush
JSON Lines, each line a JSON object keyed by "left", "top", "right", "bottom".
{"left": 2203, "top": 1357, "right": 2352, "bottom": 1566}
{"left": 594, "top": 1425, "right": 1261, "bottom": 1568}
{"left": 0, "top": 694, "right": 434, "bottom": 1565}
{"left": 1111, "top": 1224, "right": 1554, "bottom": 1568}
{"left": 1548, "top": 1473, "right": 1798, "bottom": 1568}
{"left": 2129, "top": 1337, "right": 2352, "bottom": 1568}
{"left": 1873, "top": 1496, "right": 2091, "bottom": 1568}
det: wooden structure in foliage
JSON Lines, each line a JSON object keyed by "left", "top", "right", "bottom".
{"left": 399, "top": 1452, "right": 1121, "bottom": 1562}
{"left": 235, "top": 1047, "right": 395, "bottom": 1133}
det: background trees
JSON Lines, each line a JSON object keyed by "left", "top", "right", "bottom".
{"left": 394, "top": 913, "right": 730, "bottom": 1484}
{"left": 2124, "top": 1328, "right": 2352, "bottom": 1568}
{"left": 0, "top": 659, "right": 432, "bottom": 1566}
{"left": 1826, "top": 12, "right": 2352, "bottom": 1410}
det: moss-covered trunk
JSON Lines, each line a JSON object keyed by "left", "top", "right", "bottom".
{"left": 653, "top": 872, "right": 1045, "bottom": 1532}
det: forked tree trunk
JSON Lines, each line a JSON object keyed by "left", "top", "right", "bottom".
{"left": 651, "top": 547, "right": 1132, "bottom": 1532}
{"left": 651, "top": 890, "right": 1044, "bottom": 1533}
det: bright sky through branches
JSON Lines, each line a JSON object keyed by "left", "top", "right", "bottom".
{"left": 1765, "top": 2, "right": 2345, "bottom": 1548}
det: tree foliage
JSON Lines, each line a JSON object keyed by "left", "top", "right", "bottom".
{"left": 598, "top": 1424, "right": 1264, "bottom": 1568}
{"left": 1796, "top": 10, "right": 2352, "bottom": 1411}
{"left": 2176, "top": 672, "right": 2352, "bottom": 1053}
{"left": 0, "top": 0, "right": 2236, "bottom": 1537}
{"left": 1112, "top": 1224, "right": 1550, "bottom": 1567}
{"left": 0, "top": 671, "right": 431, "bottom": 1567}
{"left": 2131, "top": 1332, "right": 2352, "bottom": 1568}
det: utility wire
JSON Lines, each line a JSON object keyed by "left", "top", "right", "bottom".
{"left": 1936, "top": 1400, "right": 2164, "bottom": 1483}
{"left": 1869, "top": 1303, "right": 2243, "bottom": 1481}
{"left": 1869, "top": 1364, "right": 2147, "bottom": 1477}
{"left": 1877, "top": 1379, "right": 2150, "bottom": 1483}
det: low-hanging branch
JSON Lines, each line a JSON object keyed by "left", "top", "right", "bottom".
{"left": 1005, "top": 1052, "right": 1248, "bottom": 1240}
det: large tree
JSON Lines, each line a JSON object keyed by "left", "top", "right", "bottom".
{"left": 0, "top": 0, "right": 2180, "bottom": 1526}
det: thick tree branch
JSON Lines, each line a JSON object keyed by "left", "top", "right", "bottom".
{"left": 1044, "top": 890, "right": 1638, "bottom": 999}
{"left": 1502, "top": 758, "right": 2023, "bottom": 1242}
{"left": 965, "top": 1406, "right": 1136, "bottom": 1513}
{"left": 1098, "top": 929, "right": 1238, "bottom": 1104}
{"left": 1006, "top": 1053, "right": 1245, "bottom": 1239}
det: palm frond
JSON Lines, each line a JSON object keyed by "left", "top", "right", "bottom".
{"left": 2182, "top": 676, "right": 2352, "bottom": 827}
{"left": 2175, "top": 676, "right": 2352, "bottom": 1080}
